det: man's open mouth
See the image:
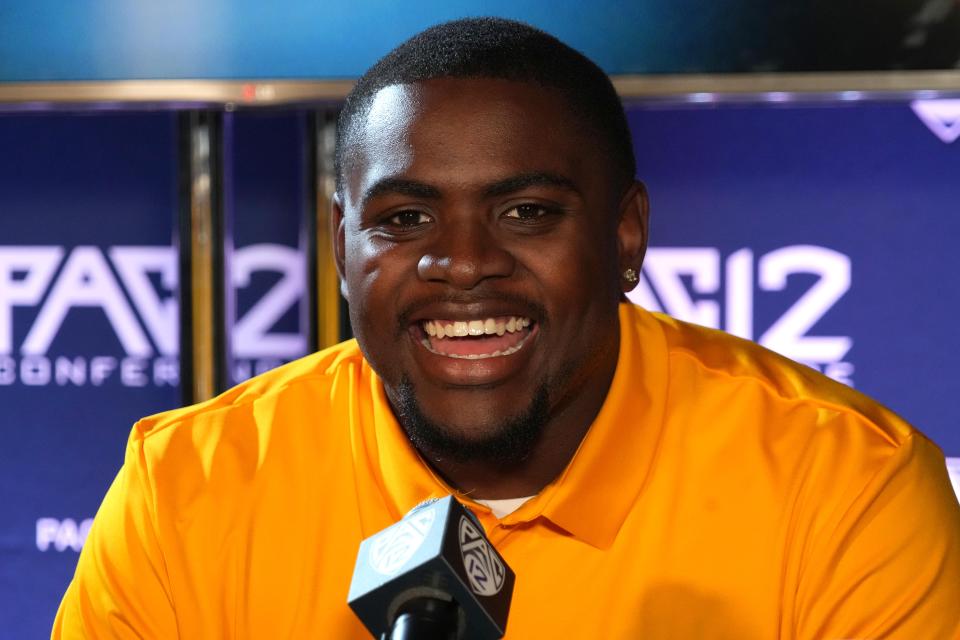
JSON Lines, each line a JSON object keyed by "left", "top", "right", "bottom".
{"left": 417, "top": 316, "right": 536, "bottom": 359}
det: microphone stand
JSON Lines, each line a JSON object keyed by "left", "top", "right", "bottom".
{"left": 384, "top": 597, "right": 460, "bottom": 640}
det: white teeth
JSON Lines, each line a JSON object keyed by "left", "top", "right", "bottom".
{"left": 442, "top": 341, "right": 526, "bottom": 359}
{"left": 422, "top": 316, "right": 532, "bottom": 339}
{"left": 419, "top": 332, "right": 532, "bottom": 359}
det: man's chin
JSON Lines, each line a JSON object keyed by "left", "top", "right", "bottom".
{"left": 392, "top": 376, "right": 549, "bottom": 466}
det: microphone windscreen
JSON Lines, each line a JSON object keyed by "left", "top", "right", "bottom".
{"left": 348, "top": 495, "right": 515, "bottom": 639}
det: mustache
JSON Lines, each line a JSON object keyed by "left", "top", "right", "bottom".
{"left": 396, "top": 292, "right": 548, "bottom": 336}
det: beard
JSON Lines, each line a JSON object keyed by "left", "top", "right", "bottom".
{"left": 392, "top": 375, "right": 550, "bottom": 467}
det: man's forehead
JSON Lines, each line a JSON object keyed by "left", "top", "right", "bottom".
{"left": 345, "top": 79, "right": 589, "bottom": 205}
{"left": 357, "top": 77, "right": 572, "bottom": 141}
{"left": 361, "top": 84, "right": 421, "bottom": 145}
{"left": 344, "top": 85, "right": 417, "bottom": 207}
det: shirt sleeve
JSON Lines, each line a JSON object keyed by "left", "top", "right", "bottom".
{"left": 52, "top": 428, "right": 178, "bottom": 639}
{"left": 795, "top": 433, "right": 960, "bottom": 640}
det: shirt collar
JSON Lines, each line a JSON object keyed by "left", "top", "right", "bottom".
{"left": 361, "top": 304, "right": 668, "bottom": 549}
{"left": 527, "top": 304, "right": 668, "bottom": 548}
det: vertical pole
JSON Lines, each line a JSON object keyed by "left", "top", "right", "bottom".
{"left": 303, "top": 112, "right": 320, "bottom": 355}
{"left": 219, "top": 110, "right": 235, "bottom": 391}
{"left": 312, "top": 108, "right": 346, "bottom": 348}
{"left": 179, "top": 110, "right": 228, "bottom": 405}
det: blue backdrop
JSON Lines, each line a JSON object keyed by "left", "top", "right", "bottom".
{"left": 228, "top": 111, "right": 312, "bottom": 385}
{"left": 626, "top": 99, "right": 960, "bottom": 456}
{"left": 0, "top": 113, "right": 181, "bottom": 638}
{"left": 0, "top": 1, "right": 762, "bottom": 80}
{"left": 2, "top": 1, "right": 953, "bottom": 81}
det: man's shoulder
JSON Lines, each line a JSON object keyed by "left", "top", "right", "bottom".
{"left": 632, "top": 306, "right": 919, "bottom": 449}
{"left": 628, "top": 307, "right": 956, "bottom": 541}
{"left": 131, "top": 339, "right": 368, "bottom": 446}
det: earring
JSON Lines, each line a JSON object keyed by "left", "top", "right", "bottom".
{"left": 622, "top": 268, "right": 639, "bottom": 284}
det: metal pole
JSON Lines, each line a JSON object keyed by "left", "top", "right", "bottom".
{"left": 178, "top": 110, "right": 228, "bottom": 404}
{"left": 312, "top": 108, "right": 347, "bottom": 348}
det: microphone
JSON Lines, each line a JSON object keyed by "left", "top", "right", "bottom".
{"left": 348, "top": 495, "right": 515, "bottom": 640}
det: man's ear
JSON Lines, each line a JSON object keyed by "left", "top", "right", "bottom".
{"left": 331, "top": 193, "right": 349, "bottom": 299}
{"left": 617, "top": 180, "right": 650, "bottom": 293}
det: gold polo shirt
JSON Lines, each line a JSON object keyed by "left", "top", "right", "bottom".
{"left": 53, "top": 304, "right": 960, "bottom": 639}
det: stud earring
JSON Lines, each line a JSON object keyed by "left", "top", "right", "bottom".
{"left": 622, "top": 268, "right": 639, "bottom": 284}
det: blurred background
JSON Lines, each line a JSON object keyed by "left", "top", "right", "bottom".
{"left": 1, "top": 1, "right": 959, "bottom": 637}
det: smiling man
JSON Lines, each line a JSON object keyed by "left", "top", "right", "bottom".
{"left": 54, "top": 18, "right": 960, "bottom": 640}
{"left": 334, "top": 69, "right": 642, "bottom": 501}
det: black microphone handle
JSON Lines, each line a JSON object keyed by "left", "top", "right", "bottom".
{"left": 385, "top": 596, "right": 460, "bottom": 640}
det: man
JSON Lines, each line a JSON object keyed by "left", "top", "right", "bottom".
{"left": 54, "top": 18, "right": 960, "bottom": 639}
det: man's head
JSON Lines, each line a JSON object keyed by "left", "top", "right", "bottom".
{"left": 333, "top": 18, "right": 648, "bottom": 471}
{"left": 335, "top": 17, "right": 637, "bottom": 197}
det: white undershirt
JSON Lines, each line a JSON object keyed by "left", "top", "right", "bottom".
{"left": 475, "top": 496, "right": 535, "bottom": 519}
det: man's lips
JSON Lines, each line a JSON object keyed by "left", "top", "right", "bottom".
{"left": 411, "top": 315, "right": 536, "bottom": 359}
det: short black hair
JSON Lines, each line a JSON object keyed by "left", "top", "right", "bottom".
{"left": 335, "top": 17, "right": 636, "bottom": 196}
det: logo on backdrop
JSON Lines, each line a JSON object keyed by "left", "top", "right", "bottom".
{"left": 0, "top": 243, "right": 305, "bottom": 388}
{"left": 911, "top": 99, "right": 960, "bottom": 144}
{"left": 35, "top": 517, "right": 94, "bottom": 552}
{"left": 947, "top": 458, "right": 960, "bottom": 502}
{"left": 629, "top": 245, "right": 854, "bottom": 385}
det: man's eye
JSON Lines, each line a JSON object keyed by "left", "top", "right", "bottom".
{"left": 386, "top": 210, "right": 432, "bottom": 228}
{"left": 503, "top": 204, "right": 552, "bottom": 221}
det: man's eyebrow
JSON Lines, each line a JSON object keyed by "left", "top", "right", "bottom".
{"left": 482, "top": 172, "right": 581, "bottom": 198}
{"left": 361, "top": 178, "right": 441, "bottom": 206}
{"left": 359, "top": 172, "right": 579, "bottom": 206}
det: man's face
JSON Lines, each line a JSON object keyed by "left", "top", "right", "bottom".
{"left": 335, "top": 77, "right": 645, "bottom": 457}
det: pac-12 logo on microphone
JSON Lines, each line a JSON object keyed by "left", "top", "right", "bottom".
{"left": 368, "top": 506, "right": 436, "bottom": 576}
{"left": 459, "top": 516, "right": 506, "bottom": 596}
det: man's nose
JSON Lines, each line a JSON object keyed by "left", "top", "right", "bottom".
{"left": 416, "top": 219, "right": 515, "bottom": 289}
